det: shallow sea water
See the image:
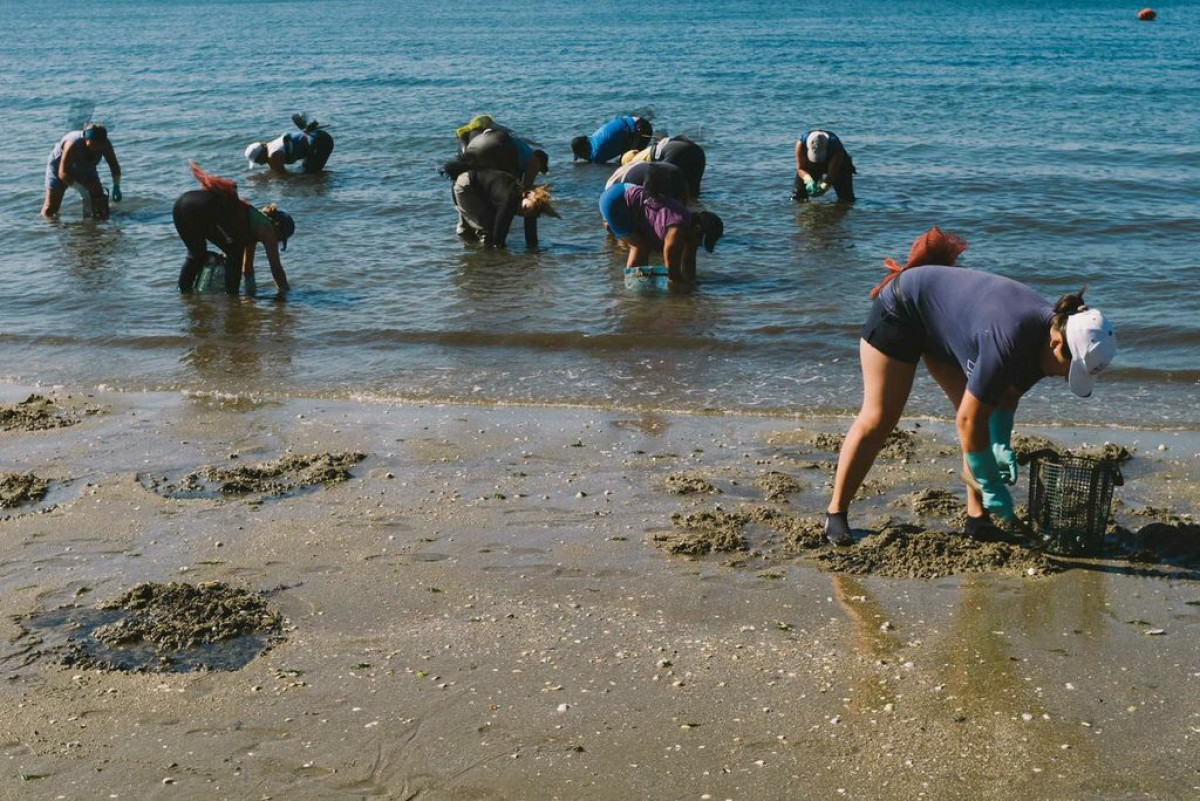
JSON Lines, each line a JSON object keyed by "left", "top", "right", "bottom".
{"left": 1, "top": 0, "right": 1198, "bottom": 426}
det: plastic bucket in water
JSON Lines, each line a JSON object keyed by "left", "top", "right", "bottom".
{"left": 1027, "top": 450, "right": 1123, "bottom": 556}
{"left": 194, "top": 252, "right": 228, "bottom": 292}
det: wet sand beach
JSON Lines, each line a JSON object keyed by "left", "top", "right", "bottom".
{"left": 1, "top": 386, "right": 1198, "bottom": 799}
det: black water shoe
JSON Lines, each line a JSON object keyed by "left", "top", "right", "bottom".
{"left": 963, "top": 515, "right": 1012, "bottom": 543}
{"left": 825, "top": 512, "right": 853, "bottom": 546}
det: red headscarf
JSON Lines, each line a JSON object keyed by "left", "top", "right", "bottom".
{"left": 869, "top": 226, "right": 968, "bottom": 299}
{"left": 189, "top": 160, "right": 239, "bottom": 201}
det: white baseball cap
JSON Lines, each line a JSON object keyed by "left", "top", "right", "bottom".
{"left": 244, "top": 142, "right": 266, "bottom": 167}
{"left": 806, "top": 131, "right": 830, "bottom": 163}
{"left": 1064, "top": 308, "right": 1116, "bottom": 398}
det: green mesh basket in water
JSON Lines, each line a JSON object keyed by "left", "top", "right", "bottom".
{"left": 1027, "top": 451, "right": 1123, "bottom": 556}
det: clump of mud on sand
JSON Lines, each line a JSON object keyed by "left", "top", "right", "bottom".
{"left": 896, "top": 488, "right": 965, "bottom": 517}
{"left": 770, "top": 428, "right": 916, "bottom": 460}
{"left": 878, "top": 429, "right": 918, "bottom": 460}
{"left": 90, "top": 582, "right": 283, "bottom": 653}
{"left": 0, "top": 472, "right": 49, "bottom": 508}
{"left": 0, "top": 394, "right": 76, "bottom": 432}
{"left": 147, "top": 451, "right": 366, "bottom": 498}
{"left": 1012, "top": 433, "right": 1060, "bottom": 461}
{"left": 741, "top": 506, "right": 826, "bottom": 550}
{"left": 1117, "top": 521, "right": 1200, "bottom": 564}
{"left": 664, "top": 472, "right": 720, "bottom": 495}
{"left": 817, "top": 524, "right": 1060, "bottom": 579}
{"left": 756, "top": 471, "right": 804, "bottom": 502}
{"left": 657, "top": 509, "right": 749, "bottom": 554}
{"left": 1072, "top": 442, "right": 1134, "bottom": 464}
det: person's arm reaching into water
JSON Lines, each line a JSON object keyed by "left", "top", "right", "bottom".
{"left": 104, "top": 142, "right": 122, "bottom": 201}
{"left": 261, "top": 233, "right": 289, "bottom": 291}
{"left": 794, "top": 140, "right": 816, "bottom": 196}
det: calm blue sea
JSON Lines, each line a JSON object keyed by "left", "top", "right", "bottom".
{"left": 1, "top": 0, "right": 1198, "bottom": 426}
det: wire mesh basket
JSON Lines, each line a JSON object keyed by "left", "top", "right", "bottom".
{"left": 1027, "top": 450, "right": 1123, "bottom": 556}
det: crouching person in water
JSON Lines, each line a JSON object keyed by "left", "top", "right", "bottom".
{"left": 445, "top": 162, "right": 559, "bottom": 248}
{"left": 42, "top": 123, "right": 122, "bottom": 219}
{"left": 823, "top": 227, "right": 1117, "bottom": 546}
{"left": 793, "top": 129, "right": 855, "bottom": 203}
{"left": 598, "top": 166, "right": 724, "bottom": 283}
{"left": 571, "top": 115, "right": 654, "bottom": 165}
{"left": 245, "top": 114, "right": 334, "bottom": 174}
{"left": 173, "top": 162, "right": 293, "bottom": 294}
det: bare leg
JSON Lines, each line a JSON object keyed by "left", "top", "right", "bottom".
{"left": 922, "top": 356, "right": 984, "bottom": 517}
{"left": 42, "top": 186, "right": 66, "bottom": 217}
{"left": 828, "top": 340, "right": 918, "bottom": 514}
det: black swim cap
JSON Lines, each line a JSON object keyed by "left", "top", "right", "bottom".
{"left": 571, "top": 136, "right": 590, "bottom": 161}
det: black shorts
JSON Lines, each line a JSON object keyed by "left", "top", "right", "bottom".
{"left": 860, "top": 294, "right": 924, "bottom": 364}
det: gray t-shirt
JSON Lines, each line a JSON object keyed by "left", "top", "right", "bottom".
{"left": 885, "top": 265, "right": 1053, "bottom": 405}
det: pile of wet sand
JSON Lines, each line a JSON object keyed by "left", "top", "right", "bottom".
{"left": 664, "top": 472, "right": 719, "bottom": 495}
{"left": 657, "top": 509, "right": 749, "bottom": 554}
{"left": 92, "top": 581, "right": 283, "bottom": 652}
{"left": 0, "top": 472, "right": 49, "bottom": 508}
{"left": 1117, "top": 521, "right": 1200, "bottom": 564}
{"left": 756, "top": 471, "right": 804, "bottom": 501}
{"left": 31, "top": 581, "right": 287, "bottom": 673}
{"left": 818, "top": 524, "right": 1059, "bottom": 579}
{"left": 145, "top": 451, "right": 366, "bottom": 499}
{"left": 769, "top": 427, "right": 917, "bottom": 460}
{"left": 896, "top": 488, "right": 965, "bottom": 517}
{"left": 0, "top": 394, "right": 76, "bottom": 432}
{"left": 1012, "top": 433, "right": 1133, "bottom": 465}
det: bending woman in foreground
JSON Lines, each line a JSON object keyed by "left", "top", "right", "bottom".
{"left": 173, "top": 162, "right": 294, "bottom": 294}
{"left": 824, "top": 227, "right": 1117, "bottom": 545}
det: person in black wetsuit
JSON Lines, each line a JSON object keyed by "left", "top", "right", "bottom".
{"left": 173, "top": 162, "right": 294, "bottom": 294}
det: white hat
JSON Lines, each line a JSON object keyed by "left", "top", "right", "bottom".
{"left": 806, "top": 131, "right": 830, "bottom": 164}
{"left": 1064, "top": 308, "right": 1116, "bottom": 398}
{"left": 244, "top": 142, "right": 266, "bottom": 167}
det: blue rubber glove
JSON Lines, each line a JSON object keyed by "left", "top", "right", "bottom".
{"left": 988, "top": 407, "right": 1018, "bottom": 485}
{"left": 965, "top": 450, "right": 1015, "bottom": 522}
{"left": 111, "top": 182, "right": 122, "bottom": 202}
{"left": 802, "top": 177, "right": 816, "bottom": 196}
{"left": 813, "top": 180, "right": 830, "bottom": 197}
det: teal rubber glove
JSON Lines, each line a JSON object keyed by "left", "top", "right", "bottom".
{"left": 988, "top": 407, "right": 1018, "bottom": 485}
{"left": 803, "top": 177, "right": 816, "bottom": 196}
{"left": 111, "top": 182, "right": 122, "bottom": 202}
{"left": 965, "top": 450, "right": 1015, "bottom": 522}
{"left": 813, "top": 180, "right": 830, "bottom": 197}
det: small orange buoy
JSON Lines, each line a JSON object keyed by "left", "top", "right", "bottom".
{"left": 1137, "top": 8, "right": 1157, "bottom": 21}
